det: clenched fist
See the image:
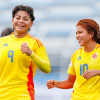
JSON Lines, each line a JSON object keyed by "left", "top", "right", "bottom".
{"left": 46, "top": 80, "right": 56, "bottom": 89}
{"left": 21, "top": 42, "right": 32, "bottom": 56}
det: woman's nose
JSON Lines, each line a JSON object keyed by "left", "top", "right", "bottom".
{"left": 76, "top": 34, "right": 79, "bottom": 39}
{"left": 19, "top": 18, "right": 23, "bottom": 22}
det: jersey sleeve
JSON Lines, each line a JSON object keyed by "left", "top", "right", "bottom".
{"left": 67, "top": 52, "right": 76, "bottom": 75}
{"left": 30, "top": 38, "right": 51, "bottom": 74}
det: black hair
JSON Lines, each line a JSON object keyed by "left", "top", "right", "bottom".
{"left": 12, "top": 5, "right": 35, "bottom": 21}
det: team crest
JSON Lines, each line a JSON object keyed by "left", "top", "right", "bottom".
{"left": 92, "top": 53, "right": 97, "bottom": 59}
{"left": 23, "top": 42, "right": 28, "bottom": 45}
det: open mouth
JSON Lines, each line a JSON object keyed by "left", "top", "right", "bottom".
{"left": 78, "top": 39, "right": 82, "bottom": 44}
{"left": 17, "top": 25, "right": 25, "bottom": 29}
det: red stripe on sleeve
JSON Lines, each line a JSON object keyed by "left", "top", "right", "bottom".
{"left": 36, "top": 40, "right": 40, "bottom": 48}
{"left": 27, "top": 34, "right": 43, "bottom": 48}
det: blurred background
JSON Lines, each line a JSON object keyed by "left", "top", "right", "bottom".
{"left": 0, "top": 0, "right": 100, "bottom": 100}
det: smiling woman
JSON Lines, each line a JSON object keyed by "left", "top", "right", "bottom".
{"left": 12, "top": 11, "right": 33, "bottom": 36}
{"left": 12, "top": 5, "right": 35, "bottom": 37}
{"left": 46, "top": 19, "right": 100, "bottom": 100}
{"left": 0, "top": 5, "right": 51, "bottom": 100}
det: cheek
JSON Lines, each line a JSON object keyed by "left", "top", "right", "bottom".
{"left": 12, "top": 20, "right": 17, "bottom": 25}
{"left": 28, "top": 22, "right": 33, "bottom": 27}
{"left": 12, "top": 20, "right": 14, "bottom": 25}
{"left": 81, "top": 34, "right": 87, "bottom": 39}
{"left": 12, "top": 22, "right": 16, "bottom": 28}
{"left": 85, "top": 34, "right": 91, "bottom": 39}
{"left": 27, "top": 23, "right": 32, "bottom": 28}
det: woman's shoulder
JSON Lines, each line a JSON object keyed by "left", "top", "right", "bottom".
{"left": 72, "top": 47, "right": 82, "bottom": 57}
{"left": 27, "top": 34, "right": 43, "bottom": 47}
{"left": 27, "top": 33, "right": 41, "bottom": 41}
{"left": 0, "top": 35, "right": 10, "bottom": 40}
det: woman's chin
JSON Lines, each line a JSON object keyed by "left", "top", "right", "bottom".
{"left": 79, "top": 44, "right": 83, "bottom": 46}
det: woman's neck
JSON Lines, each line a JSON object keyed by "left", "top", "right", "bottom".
{"left": 84, "top": 41, "right": 97, "bottom": 52}
{"left": 14, "top": 32, "right": 28, "bottom": 38}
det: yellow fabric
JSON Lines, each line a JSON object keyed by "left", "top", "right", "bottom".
{"left": 0, "top": 33, "right": 51, "bottom": 100}
{"left": 67, "top": 43, "right": 100, "bottom": 100}
{"left": 30, "top": 51, "right": 51, "bottom": 73}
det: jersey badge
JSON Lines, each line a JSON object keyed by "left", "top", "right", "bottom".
{"left": 92, "top": 53, "right": 97, "bottom": 59}
{"left": 23, "top": 42, "right": 28, "bottom": 45}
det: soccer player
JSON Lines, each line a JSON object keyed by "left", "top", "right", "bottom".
{"left": 1, "top": 27, "right": 13, "bottom": 37}
{"left": 46, "top": 19, "right": 100, "bottom": 100}
{"left": 0, "top": 5, "right": 51, "bottom": 100}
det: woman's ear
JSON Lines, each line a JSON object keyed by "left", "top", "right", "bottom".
{"left": 91, "top": 32, "right": 94, "bottom": 39}
{"left": 29, "top": 21, "right": 33, "bottom": 29}
{"left": 12, "top": 18, "right": 14, "bottom": 26}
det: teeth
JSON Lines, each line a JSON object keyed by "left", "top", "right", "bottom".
{"left": 17, "top": 25, "right": 24, "bottom": 27}
{"left": 18, "top": 25, "right": 23, "bottom": 27}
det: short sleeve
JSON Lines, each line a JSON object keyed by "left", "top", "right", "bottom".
{"left": 67, "top": 53, "right": 76, "bottom": 75}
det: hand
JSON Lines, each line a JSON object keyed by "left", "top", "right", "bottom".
{"left": 83, "top": 70, "right": 99, "bottom": 79}
{"left": 21, "top": 42, "right": 32, "bottom": 56}
{"left": 46, "top": 80, "right": 56, "bottom": 89}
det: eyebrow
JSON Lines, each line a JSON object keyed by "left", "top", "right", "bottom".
{"left": 15, "top": 15, "right": 30, "bottom": 18}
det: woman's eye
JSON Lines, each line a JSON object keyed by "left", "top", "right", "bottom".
{"left": 24, "top": 19, "right": 29, "bottom": 20}
{"left": 16, "top": 17, "right": 20, "bottom": 19}
{"left": 78, "top": 31, "right": 82, "bottom": 34}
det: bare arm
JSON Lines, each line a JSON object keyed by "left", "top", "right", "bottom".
{"left": 83, "top": 69, "right": 100, "bottom": 79}
{"left": 46, "top": 74, "right": 76, "bottom": 89}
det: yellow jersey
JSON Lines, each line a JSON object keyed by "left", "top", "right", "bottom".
{"left": 67, "top": 43, "right": 100, "bottom": 100}
{"left": 0, "top": 33, "right": 51, "bottom": 100}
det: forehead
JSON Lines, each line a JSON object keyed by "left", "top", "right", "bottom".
{"left": 15, "top": 11, "right": 30, "bottom": 17}
{"left": 76, "top": 25, "right": 86, "bottom": 31}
